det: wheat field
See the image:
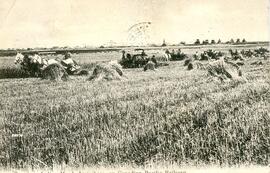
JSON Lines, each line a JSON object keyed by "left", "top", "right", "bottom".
{"left": 0, "top": 46, "right": 269, "bottom": 172}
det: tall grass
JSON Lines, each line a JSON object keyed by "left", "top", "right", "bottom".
{"left": 0, "top": 51, "right": 269, "bottom": 169}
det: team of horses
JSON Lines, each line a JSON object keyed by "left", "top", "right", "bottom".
{"left": 14, "top": 52, "right": 81, "bottom": 77}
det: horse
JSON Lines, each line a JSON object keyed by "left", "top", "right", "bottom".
{"left": 14, "top": 52, "right": 60, "bottom": 77}
{"left": 14, "top": 53, "right": 40, "bottom": 76}
{"left": 14, "top": 52, "right": 25, "bottom": 65}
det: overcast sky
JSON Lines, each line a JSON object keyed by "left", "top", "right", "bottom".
{"left": 0, "top": 0, "right": 269, "bottom": 48}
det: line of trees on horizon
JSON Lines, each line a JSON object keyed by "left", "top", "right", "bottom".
{"left": 2, "top": 38, "right": 270, "bottom": 51}
{"left": 194, "top": 38, "right": 247, "bottom": 45}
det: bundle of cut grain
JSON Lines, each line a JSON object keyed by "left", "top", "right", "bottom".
{"left": 207, "top": 58, "right": 242, "bottom": 81}
{"left": 88, "top": 61, "right": 124, "bottom": 81}
{"left": 184, "top": 58, "right": 192, "bottom": 66}
{"left": 143, "top": 61, "right": 156, "bottom": 71}
{"left": 187, "top": 62, "right": 194, "bottom": 70}
{"left": 41, "top": 63, "right": 69, "bottom": 81}
{"left": 108, "top": 60, "right": 124, "bottom": 76}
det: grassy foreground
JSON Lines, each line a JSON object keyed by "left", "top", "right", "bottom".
{"left": 0, "top": 165, "right": 270, "bottom": 173}
{"left": 0, "top": 54, "right": 269, "bottom": 169}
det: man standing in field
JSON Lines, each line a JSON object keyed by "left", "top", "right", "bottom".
{"left": 193, "top": 51, "right": 200, "bottom": 60}
{"left": 61, "top": 52, "right": 80, "bottom": 74}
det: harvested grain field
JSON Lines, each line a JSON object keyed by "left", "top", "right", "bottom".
{"left": 0, "top": 44, "right": 269, "bottom": 173}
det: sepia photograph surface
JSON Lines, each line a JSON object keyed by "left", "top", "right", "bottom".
{"left": 0, "top": 0, "right": 269, "bottom": 172}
